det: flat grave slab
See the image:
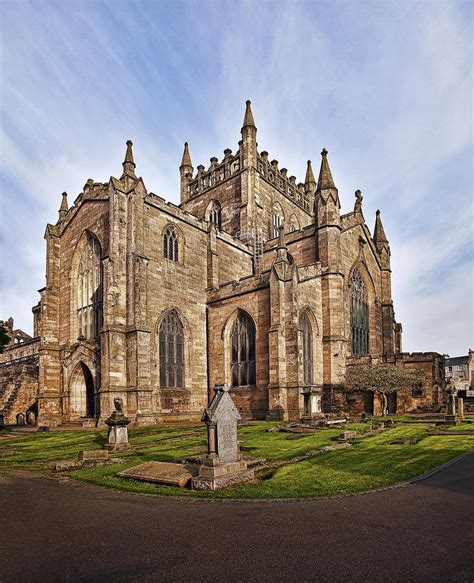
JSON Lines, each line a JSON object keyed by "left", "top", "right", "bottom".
{"left": 117, "top": 461, "right": 197, "bottom": 488}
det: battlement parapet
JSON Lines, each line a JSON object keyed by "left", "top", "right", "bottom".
{"left": 187, "top": 148, "right": 242, "bottom": 199}
{"left": 257, "top": 151, "right": 310, "bottom": 213}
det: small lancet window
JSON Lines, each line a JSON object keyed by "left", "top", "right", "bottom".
{"left": 231, "top": 312, "right": 256, "bottom": 387}
{"left": 350, "top": 268, "right": 369, "bottom": 356}
{"left": 208, "top": 200, "right": 222, "bottom": 230}
{"left": 272, "top": 208, "right": 283, "bottom": 239}
{"left": 159, "top": 311, "right": 185, "bottom": 388}
{"left": 164, "top": 226, "right": 179, "bottom": 262}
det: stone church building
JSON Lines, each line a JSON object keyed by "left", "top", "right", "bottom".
{"left": 4, "top": 100, "right": 439, "bottom": 428}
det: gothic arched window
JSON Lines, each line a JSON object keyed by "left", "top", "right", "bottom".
{"left": 300, "top": 312, "right": 313, "bottom": 385}
{"left": 208, "top": 200, "right": 222, "bottom": 230}
{"left": 350, "top": 268, "right": 369, "bottom": 356}
{"left": 163, "top": 226, "right": 179, "bottom": 262}
{"left": 271, "top": 205, "right": 283, "bottom": 239}
{"left": 288, "top": 215, "right": 300, "bottom": 233}
{"left": 231, "top": 311, "right": 256, "bottom": 387}
{"left": 77, "top": 235, "right": 102, "bottom": 340}
{"left": 159, "top": 311, "right": 184, "bottom": 388}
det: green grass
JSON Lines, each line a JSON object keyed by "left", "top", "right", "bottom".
{"left": 1, "top": 417, "right": 473, "bottom": 499}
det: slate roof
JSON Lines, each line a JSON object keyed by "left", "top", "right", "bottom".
{"left": 445, "top": 356, "right": 468, "bottom": 367}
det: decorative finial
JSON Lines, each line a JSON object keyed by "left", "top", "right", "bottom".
{"left": 305, "top": 160, "right": 316, "bottom": 186}
{"left": 317, "top": 148, "right": 336, "bottom": 190}
{"left": 354, "top": 190, "right": 363, "bottom": 212}
{"left": 180, "top": 141, "right": 193, "bottom": 168}
{"left": 242, "top": 99, "right": 256, "bottom": 129}
{"left": 58, "top": 191, "right": 69, "bottom": 222}
{"left": 121, "top": 139, "right": 136, "bottom": 179}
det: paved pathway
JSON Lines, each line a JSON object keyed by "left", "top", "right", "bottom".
{"left": 1, "top": 453, "right": 473, "bottom": 582}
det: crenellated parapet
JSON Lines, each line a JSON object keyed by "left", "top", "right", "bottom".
{"left": 256, "top": 151, "right": 310, "bottom": 213}
{"left": 186, "top": 147, "right": 242, "bottom": 199}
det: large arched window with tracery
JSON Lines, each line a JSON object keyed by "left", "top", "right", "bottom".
{"left": 208, "top": 200, "right": 222, "bottom": 230}
{"left": 231, "top": 311, "right": 256, "bottom": 387}
{"left": 350, "top": 268, "right": 369, "bottom": 356}
{"left": 77, "top": 235, "right": 102, "bottom": 340}
{"left": 163, "top": 226, "right": 179, "bottom": 262}
{"left": 159, "top": 311, "right": 184, "bottom": 388}
{"left": 300, "top": 312, "right": 313, "bottom": 384}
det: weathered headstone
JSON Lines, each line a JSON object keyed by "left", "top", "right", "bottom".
{"left": 338, "top": 431, "right": 357, "bottom": 441}
{"left": 458, "top": 397, "right": 464, "bottom": 420}
{"left": 192, "top": 384, "right": 254, "bottom": 490}
{"left": 79, "top": 450, "right": 109, "bottom": 462}
{"left": 118, "top": 461, "right": 195, "bottom": 488}
{"left": 105, "top": 397, "right": 131, "bottom": 451}
{"left": 445, "top": 390, "right": 460, "bottom": 425}
{"left": 301, "top": 386, "right": 323, "bottom": 420}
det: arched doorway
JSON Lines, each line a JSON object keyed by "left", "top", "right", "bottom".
{"left": 70, "top": 363, "right": 96, "bottom": 418}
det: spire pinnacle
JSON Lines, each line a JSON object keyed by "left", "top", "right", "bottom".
{"left": 317, "top": 148, "right": 336, "bottom": 190}
{"left": 242, "top": 100, "right": 256, "bottom": 129}
{"left": 121, "top": 139, "right": 136, "bottom": 179}
{"left": 180, "top": 141, "right": 193, "bottom": 168}
{"left": 305, "top": 160, "right": 316, "bottom": 186}
{"left": 58, "top": 191, "right": 68, "bottom": 222}
{"left": 373, "top": 209, "right": 389, "bottom": 247}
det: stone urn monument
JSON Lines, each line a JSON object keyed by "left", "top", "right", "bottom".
{"left": 192, "top": 384, "right": 254, "bottom": 490}
{"left": 105, "top": 397, "right": 131, "bottom": 451}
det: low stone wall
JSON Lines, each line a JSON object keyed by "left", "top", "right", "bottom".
{"left": 0, "top": 339, "right": 40, "bottom": 425}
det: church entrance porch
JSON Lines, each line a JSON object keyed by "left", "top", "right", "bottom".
{"left": 69, "top": 363, "right": 96, "bottom": 420}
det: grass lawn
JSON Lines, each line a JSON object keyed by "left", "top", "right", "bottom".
{"left": 1, "top": 417, "right": 473, "bottom": 499}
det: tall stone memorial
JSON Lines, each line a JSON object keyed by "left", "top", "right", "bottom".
{"left": 192, "top": 384, "right": 254, "bottom": 490}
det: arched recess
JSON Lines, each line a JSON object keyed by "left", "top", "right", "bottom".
{"left": 222, "top": 309, "right": 257, "bottom": 389}
{"left": 162, "top": 223, "right": 185, "bottom": 265}
{"left": 152, "top": 308, "right": 192, "bottom": 391}
{"left": 206, "top": 199, "right": 222, "bottom": 231}
{"left": 346, "top": 261, "right": 377, "bottom": 356}
{"left": 69, "top": 362, "right": 96, "bottom": 418}
{"left": 298, "top": 306, "right": 321, "bottom": 386}
{"left": 68, "top": 230, "right": 103, "bottom": 343}
{"left": 288, "top": 214, "right": 300, "bottom": 233}
{"left": 271, "top": 202, "right": 284, "bottom": 239}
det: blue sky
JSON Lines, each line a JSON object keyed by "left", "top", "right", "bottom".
{"left": 1, "top": 0, "right": 472, "bottom": 355}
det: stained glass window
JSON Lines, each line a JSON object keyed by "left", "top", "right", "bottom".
{"left": 208, "top": 200, "right": 222, "bottom": 230}
{"left": 301, "top": 312, "right": 313, "bottom": 384}
{"left": 231, "top": 312, "right": 256, "bottom": 387}
{"left": 159, "top": 311, "right": 184, "bottom": 388}
{"left": 77, "top": 235, "right": 102, "bottom": 340}
{"left": 164, "top": 226, "right": 179, "bottom": 262}
{"left": 350, "top": 268, "right": 369, "bottom": 355}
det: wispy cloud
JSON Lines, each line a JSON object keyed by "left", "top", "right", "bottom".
{"left": 1, "top": 0, "right": 472, "bottom": 355}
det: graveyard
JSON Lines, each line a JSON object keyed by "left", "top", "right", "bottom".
{"left": 1, "top": 413, "right": 473, "bottom": 499}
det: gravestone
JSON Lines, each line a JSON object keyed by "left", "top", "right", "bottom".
{"left": 118, "top": 461, "right": 196, "bottom": 488}
{"left": 105, "top": 397, "right": 131, "bottom": 451}
{"left": 192, "top": 384, "right": 254, "bottom": 490}
{"left": 445, "top": 390, "right": 460, "bottom": 425}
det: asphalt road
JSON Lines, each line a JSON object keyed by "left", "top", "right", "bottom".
{"left": 1, "top": 453, "right": 473, "bottom": 583}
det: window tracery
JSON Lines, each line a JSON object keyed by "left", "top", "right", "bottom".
{"left": 231, "top": 312, "right": 256, "bottom": 387}
{"left": 350, "top": 268, "right": 369, "bottom": 355}
{"left": 77, "top": 235, "right": 102, "bottom": 340}
{"left": 159, "top": 311, "right": 185, "bottom": 388}
{"left": 301, "top": 312, "right": 313, "bottom": 385}
{"left": 164, "top": 226, "right": 179, "bottom": 262}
